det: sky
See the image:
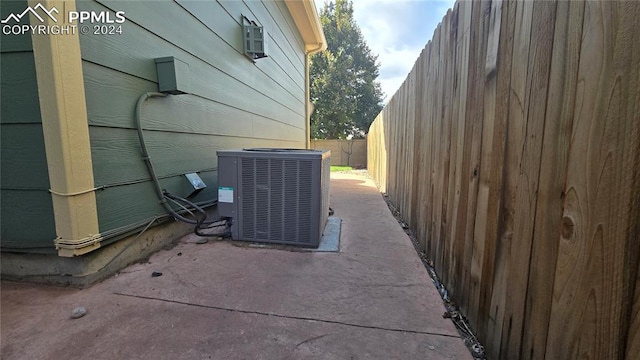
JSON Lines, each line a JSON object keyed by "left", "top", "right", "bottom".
{"left": 316, "top": 0, "right": 456, "bottom": 102}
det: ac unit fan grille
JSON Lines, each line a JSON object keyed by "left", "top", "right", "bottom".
{"left": 241, "top": 158, "right": 313, "bottom": 244}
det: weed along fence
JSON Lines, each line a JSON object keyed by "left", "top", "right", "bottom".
{"left": 367, "top": 1, "right": 640, "bottom": 359}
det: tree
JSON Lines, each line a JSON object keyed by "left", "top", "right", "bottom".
{"left": 310, "top": 0, "right": 384, "bottom": 139}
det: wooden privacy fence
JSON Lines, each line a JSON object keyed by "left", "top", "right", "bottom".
{"left": 310, "top": 139, "right": 367, "bottom": 167}
{"left": 367, "top": 1, "right": 640, "bottom": 359}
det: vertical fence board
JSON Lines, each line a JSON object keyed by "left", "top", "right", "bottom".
{"left": 430, "top": 21, "right": 443, "bottom": 271}
{"left": 398, "top": 79, "right": 406, "bottom": 216}
{"left": 410, "top": 51, "right": 424, "bottom": 231}
{"left": 445, "top": 0, "right": 460, "bottom": 292}
{"left": 405, "top": 66, "right": 416, "bottom": 225}
{"left": 546, "top": 1, "right": 640, "bottom": 358}
{"left": 386, "top": 92, "right": 394, "bottom": 199}
{"left": 499, "top": 0, "right": 558, "bottom": 358}
{"left": 498, "top": 0, "right": 534, "bottom": 356}
{"left": 454, "top": 0, "right": 486, "bottom": 319}
{"left": 420, "top": 42, "right": 433, "bottom": 252}
{"left": 464, "top": 0, "right": 490, "bottom": 328}
{"left": 471, "top": 0, "right": 508, "bottom": 343}
{"left": 450, "top": 0, "right": 474, "bottom": 311}
{"left": 624, "top": 3, "right": 640, "bottom": 358}
{"left": 415, "top": 42, "right": 429, "bottom": 252}
{"left": 427, "top": 30, "right": 438, "bottom": 260}
{"left": 444, "top": 3, "right": 463, "bottom": 288}
{"left": 519, "top": 1, "right": 585, "bottom": 359}
{"left": 629, "top": 256, "right": 640, "bottom": 359}
{"left": 509, "top": 0, "right": 557, "bottom": 357}
{"left": 483, "top": 0, "right": 515, "bottom": 357}
{"left": 440, "top": 9, "right": 453, "bottom": 285}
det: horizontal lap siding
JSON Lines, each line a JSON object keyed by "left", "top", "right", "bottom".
{"left": 1, "top": 0, "right": 56, "bottom": 251}
{"left": 79, "top": 0, "right": 307, "bottom": 233}
{"left": 0, "top": 125, "right": 56, "bottom": 249}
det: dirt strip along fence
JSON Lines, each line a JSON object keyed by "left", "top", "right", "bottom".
{"left": 367, "top": 1, "right": 640, "bottom": 359}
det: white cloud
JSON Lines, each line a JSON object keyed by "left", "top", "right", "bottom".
{"left": 375, "top": 46, "right": 424, "bottom": 99}
{"left": 313, "top": 0, "right": 456, "bottom": 101}
{"left": 351, "top": 0, "right": 455, "bottom": 99}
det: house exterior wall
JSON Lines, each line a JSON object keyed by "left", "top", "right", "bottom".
{"left": 1, "top": 0, "right": 312, "bottom": 254}
{"left": 0, "top": 0, "right": 57, "bottom": 252}
{"left": 80, "top": 0, "right": 308, "bottom": 237}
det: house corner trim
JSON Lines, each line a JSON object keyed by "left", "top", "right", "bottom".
{"left": 28, "top": 0, "right": 100, "bottom": 257}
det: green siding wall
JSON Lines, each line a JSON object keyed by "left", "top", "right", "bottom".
{"left": 78, "top": 0, "right": 309, "bottom": 234}
{"left": 1, "top": 1, "right": 56, "bottom": 251}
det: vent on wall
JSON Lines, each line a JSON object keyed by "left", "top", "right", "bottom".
{"left": 217, "top": 149, "right": 330, "bottom": 247}
{"left": 243, "top": 25, "right": 267, "bottom": 60}
{"left": 242, "top": 15, "right": 267, "bottom": 61}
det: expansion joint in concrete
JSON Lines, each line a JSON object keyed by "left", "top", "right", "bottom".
{"left": 113, "top": 292, "right": 462, "bottom": 339}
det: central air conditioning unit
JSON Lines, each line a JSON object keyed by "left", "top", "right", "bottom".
{"left": 217, "top": 148, "right": 331, "bottom": 247}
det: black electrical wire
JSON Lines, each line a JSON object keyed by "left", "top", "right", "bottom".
{"left": 163, "top": 192, "right": 229, "bottom": 237}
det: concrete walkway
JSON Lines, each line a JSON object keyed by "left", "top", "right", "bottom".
{"left": 1, "top": 172, "right": 472, "bottom": 360}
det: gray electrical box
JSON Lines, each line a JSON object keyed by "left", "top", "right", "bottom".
{"left": 217, "top": 148, "right": 330, "bottom": 247}
{"left": 243, "top": 25, "right": 267, "bottom": 60}
{"left": 184, "top": 172, "right": 207, "bottom": 198}
{"left": 154, "top": 57, "right": 190, "bottom": 94}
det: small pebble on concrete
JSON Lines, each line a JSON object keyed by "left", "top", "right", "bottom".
{"left": 71, "top": 307, "right": 87, "bottom": 319}
{"left": 151, "top": 271, "right": 163, "bottom": 277}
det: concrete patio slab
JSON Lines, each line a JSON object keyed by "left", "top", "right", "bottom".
{"left": 1, "top": 172, "right": 472, "bottom": 360}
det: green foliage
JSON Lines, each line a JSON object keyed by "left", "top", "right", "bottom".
{"left": 310, "top": 0, "right": 384, "bottom": 140}
{"left": 330, "top": 166, "right": 353, "bottom": 172}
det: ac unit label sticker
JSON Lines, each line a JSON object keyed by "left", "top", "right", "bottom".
{"left": 218, "top": 187, "right": 234, "bottom": 203}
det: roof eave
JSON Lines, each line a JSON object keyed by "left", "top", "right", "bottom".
{"left": 285, "top": 0, "right": 327, "bottom": 54}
